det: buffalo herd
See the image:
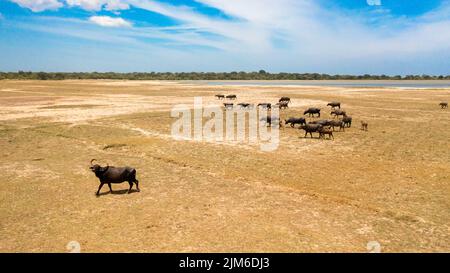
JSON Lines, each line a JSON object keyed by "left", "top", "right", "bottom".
{"left": 214, "top": 93, "right": 360, "bottom": 139}
{"left": 216, "top": 94, "right": 293, "bottom": 111}
{"left": 296, "top": 101, "right": 355, "bottom": 138}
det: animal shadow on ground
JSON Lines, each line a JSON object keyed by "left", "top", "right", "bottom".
{"left": 95, "top": 189, "right": 140, "bottom": 197}
{"left": 300, "top": 136, "right": 321, "bottom": 139}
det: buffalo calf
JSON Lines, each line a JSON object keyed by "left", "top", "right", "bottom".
{"left": 361, "top": 121, "right": 368, "bottom": 131}
{"left": 327, "top": 101, "right": 341, "bottom": 109}
{"left": 319, "top": 126, "right": 334, "bottom": 140}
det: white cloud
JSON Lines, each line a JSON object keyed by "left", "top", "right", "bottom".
{"left": 9, "top": 0, "right": 63, "bottom": 12}
{"left": 118, "top": 0, "right": 450, "bottom": 74}
{"left": 65, "top": 0, "right": 129, "bottom": 11}
{"left": 65, "top": 0, "right": 102, "bottom": 11}
{"left": 104, "top": 0, "right": 129, "bottom": 11}
{"left": 132, "top": 1, "right": 450, "bottom": 54}
{"left": 367, "top": 0, "right": 382, "bottom": 6}
{"left": 89, "top": 15, "right": 132, "bottom": 27}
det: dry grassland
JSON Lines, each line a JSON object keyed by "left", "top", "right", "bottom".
{"left": 0, "top": 80, "right": 449, "bottom": 252}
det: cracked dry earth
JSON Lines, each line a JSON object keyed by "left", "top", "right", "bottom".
{"left": 0, "top": 80, "right": 449, "bottom": 252}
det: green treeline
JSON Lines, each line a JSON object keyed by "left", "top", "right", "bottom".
{"left": 1, "top": 70, "right": 449, "bottom": 80}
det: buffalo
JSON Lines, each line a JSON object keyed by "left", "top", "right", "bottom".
{"left": 223, "top": 103, "right": 234, "bottom": 110}
{"left": 90, "top": 159, "right": 140, "bottom": 196}
{"left": 279, "top": 97, "right": 291, "bottom": 104}
{"left": 304, "top": 107, "right": 321, "bottom": 117}
{"left": 309, "top": 119, "right": 332, "bottom": 126}
{"left": 261, "top": 116, "right": 281, "bottom": 127}
{"left": 215, "top": 94, "right": 225, "bottom": 100}
{"left": 327, "top": 102, "right": 341, "bottom": 109}
{"left": 300, "top": 124, "right": 323, "bottom": 138}
{"left": 237, "top": 103, "right": 252, "bottom": 109}
{"left": 328, "top": 120, "right": 345, "bottom": 131}
{"left": 276, "top": 101, "right": 289, "bottom": 109}
{"left": 342, "top": 116, "right": 352, "bottom": 128}
{"left": 440, "top": 102, "right": 448, "bottom": 109}
{"left": 258, "top": 103, "right": 272, "bottom": 109}
{"left": 331, "top": 109, "right": 347, "bottom": 118}
{"left": 226, "top": 94, "right": 237, "bottom": 100}
{"left": 361, "top": 121, "right": 368, "bottom": 131}
{"left": 318, "top": 127, "right": 334, "bottom": 140}
{"left": 284, "top": 117, "right": 306, "bottom": 127}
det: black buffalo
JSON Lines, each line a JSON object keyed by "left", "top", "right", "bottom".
{"left": 304, "top": 108, "right": 321, "bottom": 117}
{"left": 276, "top": 101, "right": 289, "bottom": 109}
{"left": 90, "top": 159, "right": 140, "bottom": 196}
{"left": 331, "top": 109, "right": 347, "bottom": 118}
{"left": 223, "top": 103, "right": 234, "bottom": 109}
{"left": 237, "top": 103, "right": 252, "bottom": 109}
{"left": 309, "top": 119, "right": 332, "bottom": 126}
{"left": 279, "top": 97, "right": 291, "bottom": 104}
{"left": 329, "top": 120, "right": 345, "bottom": 131}
{"left": 258, "top": 103, "right": 272, "bottom": 109}
{"left": 342, "top": 116, "right": 352, "bottom": 128}
{"left": 261, "top": 116, "right": 281, "bottom": 127}
{"left": 226, "top": 94, "right": 237, "bottom": 100}
{"left": 300, "top": 124, "right": 323, "bottom": 138}
{"left": 284, "top": 117, "right": 306, "bottom": 127}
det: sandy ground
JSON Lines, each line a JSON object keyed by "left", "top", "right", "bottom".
{"left": 0, "top": 80, "right": 449, "bottom": 253}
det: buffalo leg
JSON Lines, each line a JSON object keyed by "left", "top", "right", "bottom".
{"left": 108, "top": 183, "right": 113, "bottom": 193}
{"left": 96, "top": 183, "right": 105, "bottom": 195}
{"left": 135, "top": 180, "right": 140, "bottom": 192}
{"left": 128, "top": 182, "right": 133, "bottom": 193}
{"left": 304, "top": 132, "right": 308, "bottom": 138}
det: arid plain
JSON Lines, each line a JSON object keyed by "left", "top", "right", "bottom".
{"left": 0, "top": 80, "right": 449, "bottom": 252}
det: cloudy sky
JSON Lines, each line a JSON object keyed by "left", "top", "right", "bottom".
{"left": 0, "top": 0, "right": 449, "bottom": 75}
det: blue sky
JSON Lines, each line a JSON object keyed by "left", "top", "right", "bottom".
{"left": 0, "top": 0, "right": 449, "bottom": 75}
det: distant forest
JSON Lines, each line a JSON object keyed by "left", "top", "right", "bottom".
{"left": 1, "top": 71, "right": 450, "bottom": 80}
